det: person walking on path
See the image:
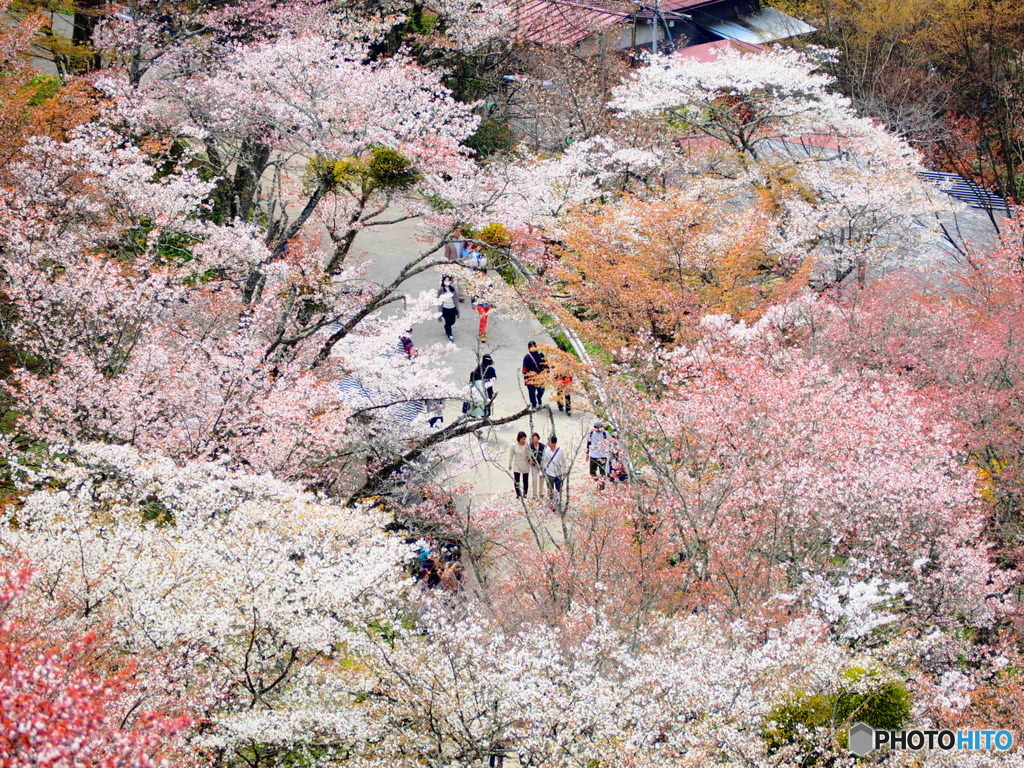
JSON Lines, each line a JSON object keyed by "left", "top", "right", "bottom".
{"left": 426, "top": 398, "right": 444, "bottom": 428}
{"left": 469, "top": 354, "right": 497, "bottom": 417}
{"left": 541, "top": 435, "right": 568, "bottom": 502}
{"left": 465, "top": 241, "right": 488, "bottom": 271}
{"left": 472, "top": 288, "right": 493, "bottom": 343}
{"left": 556, "top": 373, "right": 573, "bottom": 416}
{"left": 466, "top": 378, "right": 488, "bottom": 418}
{"left": 521, "top": 341, "right": 548, "bottom": 409}
{"left": 507, "top": 430, "right": 533, "bottom": 499}
{"left": 528, "top": 432, "right": 544, "bottom": 499}
{"left": 588, "top": 420, "right": 610, "bottom": 490}
{"left": 438, "top": 275, "right": 460, "bottom": 343}
{"left": 399, "top": 328, "right": 418, "bottom": 359}
{"left": 444, "top": 240, "right": 463, "bottom": 262}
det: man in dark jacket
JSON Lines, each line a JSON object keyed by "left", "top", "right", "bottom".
{"left": 522, "top": 341, "right": 548, "bottom": 409}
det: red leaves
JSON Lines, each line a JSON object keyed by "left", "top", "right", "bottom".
{"left": 0, "top": 566, "right": 191, "bottom": 768}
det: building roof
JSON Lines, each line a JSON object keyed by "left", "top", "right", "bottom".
{"left": 690, "top": 5, "right": 815, "bottom": 44}
{"left": 508, "top": 0, "right": 813, "bottom": 48}
{"left": 674, "top": 37, "right": 763, "bottom": 62}
{"left": 508, "top": 0, "right": 633, "bottom": 47}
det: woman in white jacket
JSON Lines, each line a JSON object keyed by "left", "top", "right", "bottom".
{"left": 507, "top": 430, "right": 532, "bottom": 499}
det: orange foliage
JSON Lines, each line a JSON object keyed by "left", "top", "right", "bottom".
{"left": 0, "top": 6, "right": 100, "bottom": 177}
{"left": 552, "top": 189, "right": 807, "bottom": 350}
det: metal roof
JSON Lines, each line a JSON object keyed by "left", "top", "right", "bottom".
{"left": 674, "top": 37, "right": 764, "bottom": 61}
{"left": 919, "top": 171, "right": 1011, "bottom": 213}
{"left": 509, "top": 0, "right": 813, "bottom": 47}
{"left": 691, "top": 6, "right": 815, "bottom": 44}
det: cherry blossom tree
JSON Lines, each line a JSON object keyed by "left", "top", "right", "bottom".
{"left": 0, "top": 26, "right": 543, "bottom": 491}
{"left": 789, "top": 219, "right": 1024, "bottom": 540}
{"left": 609, "top": 45, "right": 959, "bottom": 284}
{"left": 0, "top": 564, "right": 192, "bottom": 767}
{"left": 2, "top": 442, "right": 415, "bottom": 763}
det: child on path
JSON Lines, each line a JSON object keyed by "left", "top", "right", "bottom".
{"left": 555, "top": 374, "right": 573, "bottom": 416}
{"left": 399, "top": 328, "right": 418, "bottom": 359}
{"left": 472, "top": 289, "right": 493, "bottom": 343}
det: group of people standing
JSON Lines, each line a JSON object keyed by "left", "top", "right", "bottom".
{"left": 507, "top": 431, "right": 567, "bottom": 501}
{"left": 505, "top": 419, "right": 627, "bottom": 501}
{"left": 522, "top": 341, "right": 573, "bottom": 414}
{"left": 444, "top": 239, "right": 489, "bottom": 271}
{"left": 460, "top": 340, "right": 574, "bottom": 421}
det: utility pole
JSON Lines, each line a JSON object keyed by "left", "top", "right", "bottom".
{"left": 652, "top": 0, "right": 660, "bottom": 53}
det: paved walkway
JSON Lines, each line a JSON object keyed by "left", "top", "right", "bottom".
{"left": 349, "top": 214, "right": 598, "bottom": 504}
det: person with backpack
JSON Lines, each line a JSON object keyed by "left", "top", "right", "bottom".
{"left": 469, "top": 354, "right": 497, "bottom": 417}
{"left": 438, "top": 275, "right": 460, "bottom": 343}
{"left": 541, "top": 435, "right": 567, "bottom": 501}
{"left": 465, "top": 378, "right": 487, "bottom": 418}
{"left": 587, "top": 420, "right": 610, "bottom": 490}
{"left": 521, "top": 341, "right": 548, "bottom": 409}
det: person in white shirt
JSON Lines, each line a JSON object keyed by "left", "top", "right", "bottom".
{"left": 437, "top": 275, "right": 460, "bottom": 343}
{"left": 587, "top": 420, "right": 610, "bottom": 490}
{"left": 541, "top": 435, "right": 567, "bottom": 500}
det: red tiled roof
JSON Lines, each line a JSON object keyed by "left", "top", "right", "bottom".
{"left": 509, "top": 0, "right": 634, "bottom": 47}
{"left": 651, "top": 0, "right": 725, "bottom": 12}
{"left": 508, "top": 0, "right": 727, "bottom": 47}
{"left": 675, "top": 38, "right": 763, "bottom": 61}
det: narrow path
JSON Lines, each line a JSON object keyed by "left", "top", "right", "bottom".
{"left": 349, "top": 214, "right": 598, "bottom": 505}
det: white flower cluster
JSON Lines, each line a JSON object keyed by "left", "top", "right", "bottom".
{"left": 2, "top": 442, "right": 411, "bottom": 755}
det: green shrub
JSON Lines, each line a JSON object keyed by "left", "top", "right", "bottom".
{"left": 464, "top": 116, "right": 516, "bottom": 158}
{"left": 366, "top": 145, "right": 420, "bottom": 190}
{"left": 27, "top": 75, "right": 60, "bottom": 106}
{"left": 114, "top": 221, "right": 200, "bottom": 264}
{"left": 307, "top": 147, "right": 420, "bottom": 195}
{"left": 762, "top": 673, "right": 912, "bottom": 765}
{"left": 407, "top": 9, "right": 439, "bottom": 34}
{"left": 834, "top": 669, "right": 911, "bottom": 730}
{"left": 762, "top": 692, "right": 833, "bottom": 758}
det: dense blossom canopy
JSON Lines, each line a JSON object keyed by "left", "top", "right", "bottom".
{"left": 0, "top": 1, "right": 1020, "bottom": 766}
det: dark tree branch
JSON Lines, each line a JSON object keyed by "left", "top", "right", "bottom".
{"left": 345, "top": 406, "right": 538, "bottom": 505}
